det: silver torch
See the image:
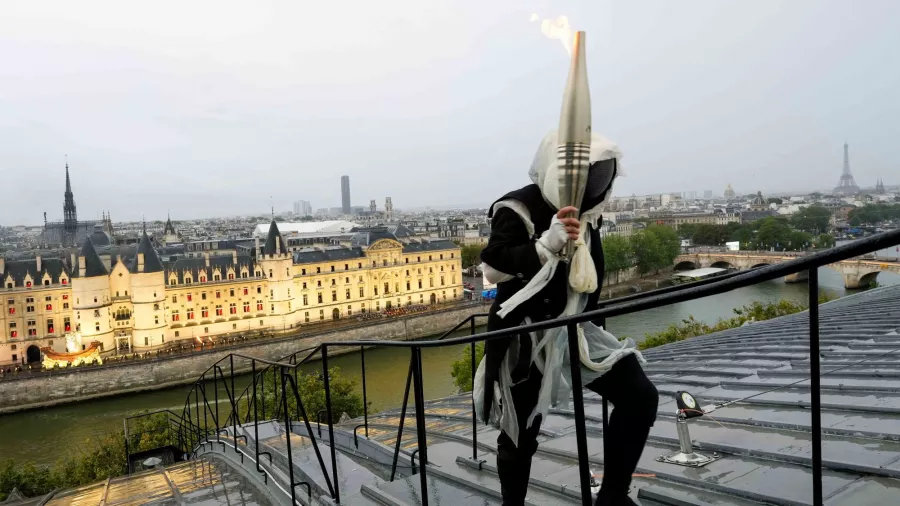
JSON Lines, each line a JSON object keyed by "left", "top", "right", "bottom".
{"left": 557, "top": 31, "right": 591, "bottom": 260}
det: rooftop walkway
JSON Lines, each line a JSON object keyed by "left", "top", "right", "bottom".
{"left": 10, "top": 284, "right": 900, "bottom": 505}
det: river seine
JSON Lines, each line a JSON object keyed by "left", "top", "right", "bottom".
{"left": 2, "top": 249, "right": 898, "bottom": 465}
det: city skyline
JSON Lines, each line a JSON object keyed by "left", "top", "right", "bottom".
{"left": 1, "top": 0, "right": 899, "bottom": 224}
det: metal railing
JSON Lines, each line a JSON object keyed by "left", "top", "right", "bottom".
{"left": 124, "top": 229, "right": 900, "bottom": 506}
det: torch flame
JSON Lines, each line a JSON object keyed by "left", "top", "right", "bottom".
{"left": 531, "top": 14, "right": 574, "bottom": 56}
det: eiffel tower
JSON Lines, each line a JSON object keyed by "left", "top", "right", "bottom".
{"left": 833, "top": 142, "right": 860, "bottom": 196}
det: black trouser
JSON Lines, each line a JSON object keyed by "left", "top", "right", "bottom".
{"left": 496, "top": 354, "right": 658, "bottom": 505}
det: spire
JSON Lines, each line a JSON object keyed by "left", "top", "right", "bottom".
{"left": 78, "top": 237, "right": 108, "bottom": 277}
{"left": 65, "top": 157, "right": 72, "bottom": 193}
{"left": 130, "top": 229, "right": 164, "bottom": 273}
{"left": 63, "top": 157, "right": 78, "bottom": 243}
{"left": 264, "top": 218, "right": 286, "bottom": 255}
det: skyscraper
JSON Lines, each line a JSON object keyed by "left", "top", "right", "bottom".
{"left": 341, "top": 176, "right": 351, "bottom": 214}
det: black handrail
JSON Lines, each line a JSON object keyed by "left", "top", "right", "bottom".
{"left": 153, "top": 229, "right": 899, "bottom": 506}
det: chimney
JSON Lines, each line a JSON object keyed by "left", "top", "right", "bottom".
{"left": 70, "top": 253, "right": 76, "bottom": 270}
{"left": 0, "top": 257, "right": 5, "bottom": 275}
{"left": 137, "top": 253, "right": 145, "bottom": 273}
{"left": 35, "top": 256, "right": 42, "bottom": 273}
{"left": 204, "top": 252, "right": 210, "bottom": 267}
{"left": 78, "top": 256, "right": 86, "bottom": 277}
{"left": 232, "top": 251, "right": 238, "bottom": 264}
{"left": 255, "top": 237, "right": 260, "bottom": 256}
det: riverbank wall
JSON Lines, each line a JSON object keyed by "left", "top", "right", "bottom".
{"left": 0, "top": 303, "right": 488, "bottom": 414}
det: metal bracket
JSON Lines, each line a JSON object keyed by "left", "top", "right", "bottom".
{"left": 658, "top": 415, "right": 723, "bottom": 468}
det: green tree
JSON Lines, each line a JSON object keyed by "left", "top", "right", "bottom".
{"left": 630, "top": 229, "right": 662, "bottom": 276}
{"left": 460, "top": 244, "right": 485, "bottom": 269}
{"left": 767, "top": 197, "right": 784, "bottom": 205}
{"left": 450, "top": 343, "right": 485, "bottom": 393}
{"left": 691, "top": 224, "right": 728, "bottom": 246}
{"left": 848, "top": 203, "right": 900, "bottom": 225}
{"left": 0, "top": 412, "right": 171, "bottom": 501}
{"left": 791, "top": 204, "right": 832, "bottom": 234}
{"left": 814, "top": 234, "right": 836, "bottom": 248}
{"left": 650, "top": 225, "right": 681, "bottom": 268}
{"left": 237, "top": 366, "right": 364, "bottom": 422}
{"left": 639, "top": 295, "right": 832, "bottom": 350}
{"left": 601, "top": 234, "right": 633, "bottom": 283}
{"left": 630, "top": 226, "right": 680, "bottom": 275}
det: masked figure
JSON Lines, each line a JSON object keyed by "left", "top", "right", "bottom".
{"left": 477, "top": 131, "right": 658, "bottom": 506}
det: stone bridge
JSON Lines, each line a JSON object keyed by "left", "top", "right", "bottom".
{"left": 674, "top": 251, "right": 900, "bottom": 288}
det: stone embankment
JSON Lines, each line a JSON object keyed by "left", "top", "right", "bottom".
{"left": 0, "top": 303, "right": 488, "bottom": 414}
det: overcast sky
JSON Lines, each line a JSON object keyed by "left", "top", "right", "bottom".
{"left": 1, "top": 0, "right": 898, "bottom": 225}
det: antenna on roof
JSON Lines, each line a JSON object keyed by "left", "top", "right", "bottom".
{"left": 270, "top": 196, "right": 274, "bottom": 220}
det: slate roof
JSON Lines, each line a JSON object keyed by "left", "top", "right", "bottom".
{"left": 402, "top": 239, "right": 458, "bottom": 253}
{"left": 292, "top": 248, "right": 366, "bottom": 265}
{"left": 164, "top": 255, "right": 257, "bottom": 284}
{"left": 292, "top": 284, "right": 900, "bottom": 505}
{"left": 77, "top": 237, "right": 108, "bottom": 277}
{"left": 88, "top": 225, "right": 112, "bottom": 247}
{"left": 0, "top": 257, "right": 70, "bottom": 286}
{"left": 349, "top": 227, "right": 398, "bottom": 248}
{"left": 129, "top": 231, "right": 164, "bottom": 273}
{"left": 264, "top": 220, "right": 287, "bottom": 255}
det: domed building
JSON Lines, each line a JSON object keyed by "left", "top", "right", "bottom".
{"left": 749, "top": 191, "right": 769, "bottom": 211}
{"left": 88, "top": 224, "right": 113, "bottom": 247}
{"left": 724, "top": 184, "right": 736, "bottom": 200}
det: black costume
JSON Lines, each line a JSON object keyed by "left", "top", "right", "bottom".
{"left": 480, "top": 158, "right": 659, "bottom": 506}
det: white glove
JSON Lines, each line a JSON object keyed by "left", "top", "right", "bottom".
{"left": 536, "top": 215, "right": 569, "bottom": 255}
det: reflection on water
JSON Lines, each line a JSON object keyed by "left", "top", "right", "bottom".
{"left": 2, "top": 264, "right": 898, "bottom": 465}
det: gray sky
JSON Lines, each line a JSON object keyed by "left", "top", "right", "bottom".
{"left": 1, "top": 0, "right": 898, "bottom": 225}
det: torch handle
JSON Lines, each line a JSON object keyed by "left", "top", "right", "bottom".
{"left": 562, "top": 209, "right": 580, "bottom": 261}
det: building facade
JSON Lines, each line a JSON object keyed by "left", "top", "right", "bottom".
{"left": 0, "top": 223, "right": 463, "bottom": 366}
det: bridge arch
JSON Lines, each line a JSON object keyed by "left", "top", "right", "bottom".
{"left": 858, "top": 271, "right": 882, "bottom": 288}
{"left": 674, "top": 261, "right": 697, "bottom": 271}
{"left": 710, "top": 261, "right": 735, "bottom": 270}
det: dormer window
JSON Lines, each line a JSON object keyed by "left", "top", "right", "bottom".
{"left": 61, "top": 277, "right": 68, "bottom": 285}
{"left": 199, "top": 276, "right": 206, "bottom": 282}
{"left": 25, "top": 281, "right": 32, "bottom": 288}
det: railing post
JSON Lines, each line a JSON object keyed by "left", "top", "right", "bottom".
{"left": 361, "top": 345, "right": 369, "bottom": 438}
{"left": 213, "top": 366, "right": 220, "bottom": 444}
{"left": 598, "top": 314, "right": 610, "bottom": 459}
{"left": 469, "top": 316, "right": 478, "bottom": 461}
{"left": 411, "top": 347, "right": 429, "bottom": 506}
{"left": 230, "top": 355, "right": 239, "bottom": 456}
{"left": 260, "top": 363, "right": 266, "bottom": 420}
{"left": 280, "top": 367, "right": 298, "bottom": 506}
{"left": 808, "top": 268, "right": 823, "bottom": 506}
{"left": 321, "top": 345, "right": 341, "bottom": 504}
{"left": 390, "top": 360, "right": 414, "bottom": 481}
{"left": 194, "top": 387, "right": 202, "bottom": 446}
{"left": 285, "top": 370, "right": 336, "bottom": 498}
{"left": 566, "top": 322, "right": 593, "bottom": 506}
{"left": 252, "top": 360, "right": 264, "bottom": 476}
{"left": 123, "top": 419, "right": 131, "bottom": 474}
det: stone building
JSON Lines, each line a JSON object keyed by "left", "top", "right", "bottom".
{"left": 0, "top": 222, "right": 462, "bottom": 365}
